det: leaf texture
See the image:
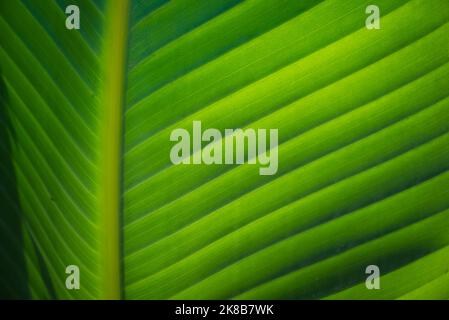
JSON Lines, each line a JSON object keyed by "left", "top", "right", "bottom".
{"left": 0, "top": 0, "right": 449, "bottom": 300}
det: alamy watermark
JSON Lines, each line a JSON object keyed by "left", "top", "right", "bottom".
{"left": 365, "top": 265, "right": 381, "bottom": 290}
{"left": 65, "top": 5, "right": 80, "bottom": 30}
{"left": 170, "top": 121, "right": 278, "bottom": 175}
{"left": 65, "top": 265, "right": 80, "bottom": 290}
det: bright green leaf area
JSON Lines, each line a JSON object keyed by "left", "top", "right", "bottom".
{"left": 1, "top": 0, "right": 449, "bottom": 300}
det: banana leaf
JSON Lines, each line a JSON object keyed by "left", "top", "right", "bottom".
{"left": 1, "top": 0, "right": 449, "bottom": 300}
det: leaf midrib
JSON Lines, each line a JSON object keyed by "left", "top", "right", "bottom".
{"left": 98, "top": 0, "right": 130, "bottom": 300}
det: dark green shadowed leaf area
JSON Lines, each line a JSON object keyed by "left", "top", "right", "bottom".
{"left": 0, "top": 0, "right": 449, "bottom": 300}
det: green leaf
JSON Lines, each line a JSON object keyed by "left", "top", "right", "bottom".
{"left": 1, "top": 0, "right": 449, "bottom": 300}
{"left": 0, "top": 0, "right": 127, "bottom": 299}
